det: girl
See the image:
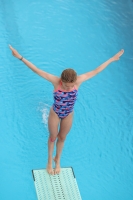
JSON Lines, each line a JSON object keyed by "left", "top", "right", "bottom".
{"left": 9, "top": 45, "right": 124, "bottom": 175}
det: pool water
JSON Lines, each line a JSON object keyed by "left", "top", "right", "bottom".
{"left": 0, "top": 0, "right": 133, "bottom": 199}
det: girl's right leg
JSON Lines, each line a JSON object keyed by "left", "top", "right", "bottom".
{"left": 47, "top": 107, "right": 60, "bottom": 175}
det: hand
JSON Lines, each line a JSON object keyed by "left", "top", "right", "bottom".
{"left": 111, "top": 49, "right": 124, "bottom": 61}
{"left": 9, "top": 45, "right": 22, "bottom": 59}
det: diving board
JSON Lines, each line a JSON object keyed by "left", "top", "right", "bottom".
{"left": 32, "top": 167, "right": 82, "bottom": 200}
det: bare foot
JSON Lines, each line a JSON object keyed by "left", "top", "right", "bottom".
{"left": 53, "top": 157, "right": 61, "bottom": 174}
{"left": 46, "top": 162, "right": 54, "bottom": 175}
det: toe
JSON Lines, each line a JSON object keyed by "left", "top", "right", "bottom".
{"left": 54, "top": 168, "right": 60, "bottom": 175}
{"left": 54, "top": 169, "right": 57, "bottom": 175}
{"left": 51, "top": 170, "right": 54, "bottom": 175}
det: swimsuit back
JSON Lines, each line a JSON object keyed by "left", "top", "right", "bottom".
{"left": 53, "top": 83, "right": 78, "bottom": 118}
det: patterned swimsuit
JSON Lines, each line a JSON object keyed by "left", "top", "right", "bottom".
{"left": 53, "top": 83, "right": 78, "bottom": 119}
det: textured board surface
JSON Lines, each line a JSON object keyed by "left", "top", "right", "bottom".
{"left": 32, "top": 167, "right": 82, "bottom": 200}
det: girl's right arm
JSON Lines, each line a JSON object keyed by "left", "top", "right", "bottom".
{"left": 9, "top": 45, "right": 59, "bottom": 85}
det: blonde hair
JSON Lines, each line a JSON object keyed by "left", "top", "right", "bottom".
{"left": 61, "top": 69, "right": 77, "bottom": 83}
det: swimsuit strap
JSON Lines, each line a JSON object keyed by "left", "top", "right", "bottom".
{"left": 54, "top": 81, "right": 61, "bottom": 92}
{"left": 74, "top": 85, "right": 77, "bottom": 90}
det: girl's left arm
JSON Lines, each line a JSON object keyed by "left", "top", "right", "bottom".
{"left": 76, "top": 49, "right": 124, "bottom": 87}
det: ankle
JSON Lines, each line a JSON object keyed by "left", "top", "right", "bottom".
{"left": 55, "top": 155, "right": 60, "bottom": 162}
{"left": 48, "top": 156, "right": 53, "bottom": 163}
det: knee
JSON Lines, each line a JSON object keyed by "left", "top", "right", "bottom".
{"left": 49, "top": 136, "right": 56, "bottom": 142}
{"left": 58, "top": 135, "right": 66, "bottom": 142}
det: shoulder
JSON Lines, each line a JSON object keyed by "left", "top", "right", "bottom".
{"left": 53, "top": 78, "right": 61, "bottom": 90}
{"left": 75, "top": 75, "right": 84, "bottom": 89}
{"left": 75, "top": 71, "right": 96, "bottom": 88}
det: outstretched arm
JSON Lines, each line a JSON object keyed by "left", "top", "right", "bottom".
{"left": 9, "top": 45, "right": 59, "bottom": 85}
{"left": 76, "top": 49, "right": 124, "bottom": 87}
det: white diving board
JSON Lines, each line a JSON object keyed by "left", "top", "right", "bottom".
{"left": 32, "top": 167, "right": 82, "bottom": 200}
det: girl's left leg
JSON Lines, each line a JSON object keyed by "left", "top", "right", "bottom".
{"left": 54, "top": 112, "right": 73, "bottom": 174}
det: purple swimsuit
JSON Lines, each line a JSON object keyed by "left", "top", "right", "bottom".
{"left": 53, "top": 83, "right": 78, "bottom": 119}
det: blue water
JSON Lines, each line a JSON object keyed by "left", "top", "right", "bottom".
{"left": 0, "top": 0, "right": 133, "bottom": 199}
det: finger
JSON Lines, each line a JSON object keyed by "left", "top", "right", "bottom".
{"left": 115, "top": 49, "right": 124, "bottom": 58}
{"left": 9, "top": 45, "right": 14, "bottom": 51}
{"left": 120, "top": 49, "right": 124, "bottom": 55}
{"left": 119, "top": 49, "right": 124, "bottom": 56}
